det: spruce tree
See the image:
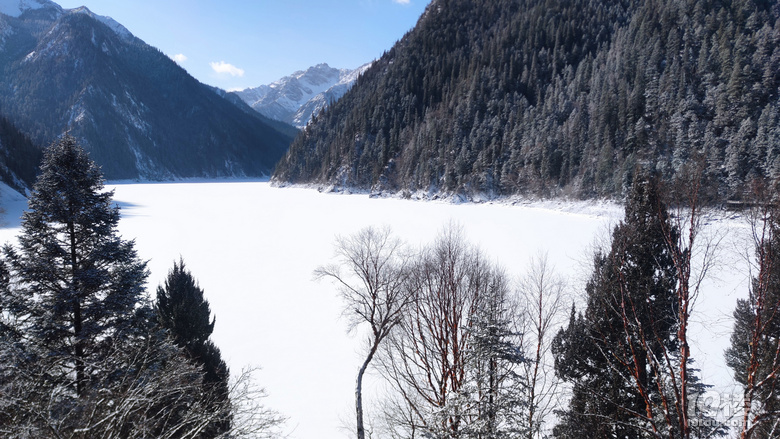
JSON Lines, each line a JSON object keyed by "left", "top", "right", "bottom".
{"left": 4, "top": 135, "right": 148, "bottom": 397}
{"left": 156, "top": 258, "right": 231, "bottom": 437}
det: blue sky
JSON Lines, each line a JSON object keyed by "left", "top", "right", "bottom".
{"left": 55, "top": 0, "right": 431, "bottom": 90}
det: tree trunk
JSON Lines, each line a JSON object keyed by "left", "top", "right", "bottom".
{"left": 356, "top": 341, "right": 379, "bottom": 439}
{"left": 69, "top": 218, "right": 85, "bottom": 398}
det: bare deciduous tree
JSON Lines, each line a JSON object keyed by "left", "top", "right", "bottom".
{"left": 378, "top": 226, "right": 525, "bottom": 438}
{"left": 660, "top": 161, "right": 724, "bottom": 438}
{"left": 552, "top": 171, "right": 724, "bottom": 438}
{"left": 0, "top": 332, "right": 286, "bottom": 439}
{"left": 226, "top": 366, "right": 288, "bottom": 439}
{"left": 726, "top": 181, "right": 780, "bottom": 439}
{"left": 517, "top": 253, "right": 567, "bottom": 438}
{"left": 316, "top": 226, "right": 411, "bottom": 439}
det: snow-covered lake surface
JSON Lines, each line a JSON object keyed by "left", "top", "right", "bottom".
{"left": 0, "top": 181, "right": 752, "bottom": 438}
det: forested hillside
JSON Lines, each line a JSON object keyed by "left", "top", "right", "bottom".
{"left": 0, "top": 115, "right": 41, "bottom": 191}
{"left": 274, "top": 0, "right": 780, "bottom": 201}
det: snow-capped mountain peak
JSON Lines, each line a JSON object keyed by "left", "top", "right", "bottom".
{"left": 234, "top": 62, "right": 372, "bottom": 129}
{"left": 68, "top": 6, "right": 133, "bottom": 40}
{"left": 0, "top": 0, "right": 60, "bottom": 18}
{"left": 0, "top": 1, "right": 132, "bottom": 40}
{"left": 264, "top": 63, "right": 349, "bottom": 114}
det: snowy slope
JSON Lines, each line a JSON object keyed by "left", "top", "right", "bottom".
{"left": 0, "top": 0, "right": 56, "bottom": 17}
{"left": 0, "top": 182, "right": 752, "bottom": 438}
{"left": 69, "top": 5, "right": 133, "bottom": 40}
{"left": 234, "top": 62, "right": 371, "bottom": 128}
{"left": 0, "top": 0, "right": 128, "bottom": 40}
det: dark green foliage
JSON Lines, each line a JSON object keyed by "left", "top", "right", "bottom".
{"left": 275, "top": 0, "right": 780, "bottom": 201}
{"left": 552, "top": 175, "right": 682, "bottom": 437}
{"left": 157, "top": 260, "right": 216, "bottom": 351}
{"left": 0, "top": 9, "right": 293, "bottom": 180}
{"left": 4, "top": 135, "right": 149, "bottom": 396}
{"left": 156, "top": 259, "right": 231, "bottom": 438}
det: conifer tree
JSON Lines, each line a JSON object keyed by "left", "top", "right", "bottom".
{"left": 4, "top": 134, "right": 149, "bottom": 397}
{"left": 156, "top": 258, "right": 231, "bottom": 437}
{"left": 552, "top": 174, "right": 682, "bottom": 437}
{"left": 156, "top": 259, "right": 215, "bottom": 353}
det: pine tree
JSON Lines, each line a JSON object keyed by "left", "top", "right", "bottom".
{"left": 4, "top": 134, "right": 149, "bottom": 397}
{"left": 156, "top": 258, "right": 231, "bottom": 437}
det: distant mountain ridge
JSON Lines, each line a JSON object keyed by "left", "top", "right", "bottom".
{"left": 0, "top": 0, "right": 293, "bottom": 181}
{"left": 234, "top": 63, "right": 371, "bottom": 128}
{"left": 274, "top": 0, "right": 780, "bottom": 202}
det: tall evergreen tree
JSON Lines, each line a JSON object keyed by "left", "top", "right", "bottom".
{"left": 552, "top": 174, "right": 682, "bottom": 437}
{"left": 4, "top": 134, "right": 148, "bottom": 397}
{"left": 156, "top": 258, "right": 231, "bottom": 437}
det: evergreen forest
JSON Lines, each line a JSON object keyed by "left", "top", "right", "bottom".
{"left": 275, "top": 0, "right": 780, "bottom": 202}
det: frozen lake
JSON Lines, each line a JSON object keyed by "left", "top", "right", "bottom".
{"left": 0, "top": 181, "right": 751, "bottom": 438}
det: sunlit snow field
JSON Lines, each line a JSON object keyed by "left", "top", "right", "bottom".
{"left": 0, "top": 180, "right": 753, "bottom": 438}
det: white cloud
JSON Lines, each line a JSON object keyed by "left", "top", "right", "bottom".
{"left": 171, "top": 53, "right": 187, "bottom": 63}
{"left": 210, "top": 61, "right": 245, "bottom": 77}
{"left": 393, "top": 0, "right": 411, "bottom": 4}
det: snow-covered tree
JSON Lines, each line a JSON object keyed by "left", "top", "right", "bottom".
{"left": 4, "top": 134, "right": 148, "bottom": 397}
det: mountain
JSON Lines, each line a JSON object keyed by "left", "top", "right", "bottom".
{"left": 274, "top": 0, "right": 780, "bottom": 202}
{"left": 234, "top": 63, "right": 371, "bottom": 129}
{"left": 208, "top": 85, "right": 300, "bottom": 139}
{"left": 0, "top": 0, "right": 293, "bottom": 180}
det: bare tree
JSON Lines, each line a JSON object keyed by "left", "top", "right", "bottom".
{"left": 552, "top": 171, "right": 724, "bottom": 438}
{"left": 378, "top": 226, "right": 525, "bottom": 438}
{"left": 607, "top": 168, "right": 723, "bottom": 438}
{"left": 660, "top": 161, "right": 724, "bottom": 438}
{"left": 613, "top": 165, "right": 723, "bottom": 437}
{"left": 226, "top": 366, "right": 288, "bottom": 439}
{"left": 517, "top": 253, "right": 567, "bottom": 438}
{"left": 725, "top": 181, "right": 780, "bottom": 439}
{"left": 0, "top": 331, "right": 286, "bottom": 439}
{"left": 316, "top": 226, "right": 411, "bottom": 439}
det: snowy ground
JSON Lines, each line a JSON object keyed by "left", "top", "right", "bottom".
{"left": 0, "top": 181, "right": 752, "bottom": 438}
